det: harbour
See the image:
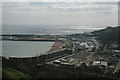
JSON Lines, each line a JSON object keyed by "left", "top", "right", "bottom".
{"left": 2, "top": 40, "right": 55, "bottom": 57}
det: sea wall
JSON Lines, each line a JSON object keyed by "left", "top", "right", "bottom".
{"left": 8, "top": 49, "right": 73, "bottom": 64}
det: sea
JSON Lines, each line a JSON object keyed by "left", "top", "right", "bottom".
{"left": 2, "top": 25, "right": 103, "bottom": 35}
{"left": 2, "top": 25, "right": 103, "bottom": 57}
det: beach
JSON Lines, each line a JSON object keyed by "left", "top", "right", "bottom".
{"left": 48, "top": 41, "right": 66, "bottom": 52}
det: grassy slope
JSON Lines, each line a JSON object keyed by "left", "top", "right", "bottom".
{"left": 92, "top": 26, "right": 120, "bottom": 44}
{"left": 2, "top": 68, "right": 28, "bottom": 80}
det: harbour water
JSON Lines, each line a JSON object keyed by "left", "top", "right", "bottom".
{"left": 2, "top": 41, "right": 54, "bottom": 58}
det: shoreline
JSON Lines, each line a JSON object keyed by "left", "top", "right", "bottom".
{"left": 48, "top": 41, "right": 66, "bottom": 53}
{"left": 2, "top": 38, "right": 56, "bottom": 42}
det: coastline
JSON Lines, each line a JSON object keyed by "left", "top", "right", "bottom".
{"left": 48, "top": 41, "right": 66, "bottom": 53}
{"left": 2, "top": 38, "right": 56, "bottom": 42}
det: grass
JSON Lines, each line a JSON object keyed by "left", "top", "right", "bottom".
{"left": 2, "top": 68, "right": 28, "bottom": 80}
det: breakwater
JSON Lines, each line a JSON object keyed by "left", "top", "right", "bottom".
{"left": 2, "top": 38, "right": 56, "bottom": 42}
{"left": 8, "top": 49, "right": 73, "bottom": 64}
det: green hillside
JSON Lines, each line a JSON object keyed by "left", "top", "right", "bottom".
{"left": 92, "top": 26, "right": 120, "bottom": 45}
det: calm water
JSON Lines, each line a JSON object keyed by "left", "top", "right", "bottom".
{"left": 2, "top": 25, "right": 102, "bottom": 35}
{"left": 2, "top": 41, "right": 54, "bottom": 58}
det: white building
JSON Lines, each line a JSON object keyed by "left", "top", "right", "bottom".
{"left": 100, "top": 61, "right": 107, "bottom": 66}
{"left": 92, "top": 61, "right": 101, "bottom": 66}
{"left": 92, "top": 61, "right": 108, "bottom": 66}
{"left": 54, "top": 60, "right": 61, "bottom": 64}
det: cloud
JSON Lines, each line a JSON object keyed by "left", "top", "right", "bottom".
{"left": 31, "top": 2, "right": 117, "bottom": 15}
{"left": 2, "top": 2, "right": 118, "bottom": 26}
{"left": 3, "top": 2, "right": 117, "bottom": 14}
{"left": 2, "top": 0, "right": 120, "bottom": 2}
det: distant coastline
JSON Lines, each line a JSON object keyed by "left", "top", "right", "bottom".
{"left": 2, "top": 38, "right": 56, "bottom": 42}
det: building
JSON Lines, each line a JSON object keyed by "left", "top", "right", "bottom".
{"left": 92, "top": 61, "right": 108, "bottom": 67}
{"left": 92, "top": 61, "right": 101, "bottom": 66}
{"left": 54, "top": 60, "right": 61, "bottom": 64}
{"left": 100, "top": 61, "right": 107, "bottom": 66}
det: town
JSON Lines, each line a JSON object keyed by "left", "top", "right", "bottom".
{"left": 1, "top": 26, "right": 120, "bottom": 79}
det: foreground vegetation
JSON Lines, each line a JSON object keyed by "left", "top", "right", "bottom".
{"left": 2, "top": 56, "right": 120, "bottom": 79}
{"left": 2, "top": 68, "right": 28, "bottom": 80}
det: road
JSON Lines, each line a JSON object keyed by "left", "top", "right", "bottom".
{"left": 114, "top": 59, "right": 120, "bottom": 73}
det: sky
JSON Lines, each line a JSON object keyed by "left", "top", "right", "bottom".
{"left": 1, "top": 0, "right": 119, "bottom": 28}
{"left": 2, "top": 0, "right": 120, "bottom": 2}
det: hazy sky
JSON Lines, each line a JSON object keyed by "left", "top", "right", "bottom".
{"left": 2, "top": 1, "right": 118, "bottom": 27}
{"left": 2, "top": 0, "right": 120, "bottom": 2}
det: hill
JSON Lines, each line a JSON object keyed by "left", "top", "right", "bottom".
{"left": 92, "top": 26, "right": 120, "bottom": 49}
